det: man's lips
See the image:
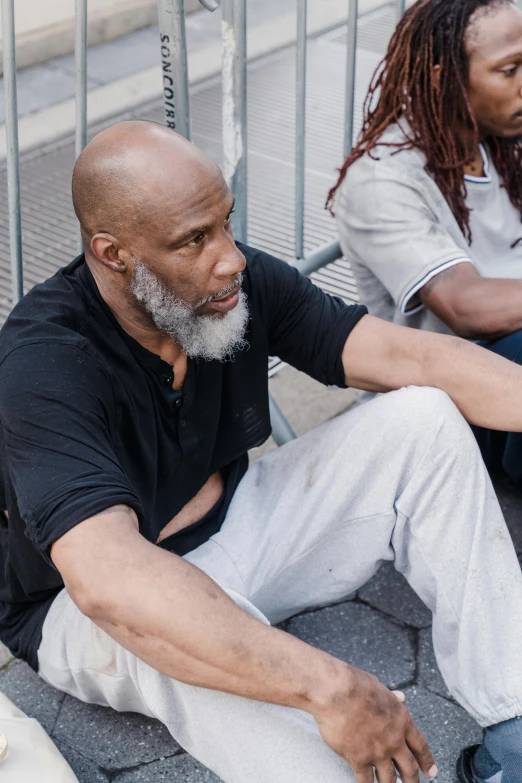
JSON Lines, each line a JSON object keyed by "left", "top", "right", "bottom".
{"left": 206, "top": 284, "right": 241, "bottom": 313}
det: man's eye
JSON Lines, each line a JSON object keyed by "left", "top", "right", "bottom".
{"left": 502, "top": 65, "right": 518, "bottom": 77}
{"left": 188, "top": 233, "right": 205, "bottom": 247}
{"left": 225, "top": 209, "right": 236, "bottom": 225}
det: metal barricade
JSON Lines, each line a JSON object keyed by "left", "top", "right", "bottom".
{"left": 396, "top": 0, "right": 406, "bottom": 20}
{"left": 75, "top": 0, "right": 88, "bottom": 251}
{"left": 1, "top": 0, "right": 23, "bottom": 303}
{"left": 1, "top": 0, "right": 407, "bottom": 444}
{"left": 221, "top": 0, "right": 248, "bottom": 243}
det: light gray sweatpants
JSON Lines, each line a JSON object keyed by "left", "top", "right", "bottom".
{"left": 37, "top": 386, "right": 522, "bottom": 783}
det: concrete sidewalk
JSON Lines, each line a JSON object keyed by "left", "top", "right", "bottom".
{"left": 0, "top": 0, "right": 387, "bottom": 158}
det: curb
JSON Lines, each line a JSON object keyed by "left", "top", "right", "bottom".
{"left": 0, "top": 0, "right": 387, "bottom": 161}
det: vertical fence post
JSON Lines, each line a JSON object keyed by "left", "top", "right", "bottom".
{"left": 157, "top": 0, "right": 191, "bottom": 140}
{"left": 396, "top": 0, "right": 406, "bottom": 20}
{"left": 295, "top": 0, "right": 307, "bottom": 260}
{"left": 1, "top": 0, "right": 23, "bottom": 303}
{"left": 222, "top": 0, "right": 248, "bottom": 243}
{"left": 75, "top": 0, "right": 88, "bottom": 252}
{"left": 75, "top": 0, "right": 88, "bottom": 157}
{"left": 343, "top": 0, "right": 358, "bottom": 158}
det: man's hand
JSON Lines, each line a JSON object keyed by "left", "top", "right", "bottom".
{"left": 314, "top": 669, "right": 437, "bottom": 783}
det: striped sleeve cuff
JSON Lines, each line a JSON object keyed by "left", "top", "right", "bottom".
{"left": 400, "top": 257, "right": 472, "bottom": 316}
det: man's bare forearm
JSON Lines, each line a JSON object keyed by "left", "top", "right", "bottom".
{"left": 421, "top": 331, "right": 522, "bottom": 431}
{"left": 343, "top": 314, "right": 522, "bottom": 431}
{"left": 52, "top": 499, "right": 437, "bottom": 778}
{"left": 53, "top": 510, "right": 351, "bottom": 716}
{"left": 420, "top": 266, "right": 522, "bottom": 339}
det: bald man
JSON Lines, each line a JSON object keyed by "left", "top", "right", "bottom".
{"left": 3, "top": 122, "right": 522, "bottom": 783}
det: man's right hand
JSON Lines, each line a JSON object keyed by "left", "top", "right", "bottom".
{"left": 314, "top": 667, "right": 438, "bottom": 783}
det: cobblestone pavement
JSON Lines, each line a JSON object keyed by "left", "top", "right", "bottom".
{"left": 0, "top": 466, "right": 519, "bottom": 782}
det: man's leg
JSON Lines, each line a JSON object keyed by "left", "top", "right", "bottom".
{"left": 203, "top": 385, "right": 522, "bottom": 729}
{"left": 474, "top": 329, "right": 522, "bottom": 485}
{"left": 37, "top": 386, "right": 522, "bottom": 781}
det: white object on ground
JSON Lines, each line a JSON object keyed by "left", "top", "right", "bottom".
{"left": 0, "top": 691, "right": 79, "bottom": 782}
{"left": 0, "top": 730, "right": 7, "bottom": 764}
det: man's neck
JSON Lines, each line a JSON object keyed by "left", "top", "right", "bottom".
{"left": 463, "top": 145, "right": 485, "bottom": 178}
{"left": 86, "top": 256, "right": 185, "bottom": 374}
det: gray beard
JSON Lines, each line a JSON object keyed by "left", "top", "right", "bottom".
{"left": 130, "top": 259, "right": 249, "bottom": 361}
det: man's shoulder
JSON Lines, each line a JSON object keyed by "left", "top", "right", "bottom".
{"left": 344, "top": 123, "right": 427, "bottom": 183}
{"left": 0, "top": 257, "right": 98, "bottom": 368}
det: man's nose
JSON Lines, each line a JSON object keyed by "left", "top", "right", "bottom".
{"left": 213, "top": 232, "right": 246, "bottom": 278}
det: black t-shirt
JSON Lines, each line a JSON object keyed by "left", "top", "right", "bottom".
{"left": 0, "top": 243, "right": 367, "bottom": 670}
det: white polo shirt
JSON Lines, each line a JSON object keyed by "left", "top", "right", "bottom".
{"left": 336, "top": 122, "right": 522, "bottom": 334}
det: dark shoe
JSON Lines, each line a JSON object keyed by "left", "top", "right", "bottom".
{"left": 457, "top": 745, "right": 481, "bottom": 783}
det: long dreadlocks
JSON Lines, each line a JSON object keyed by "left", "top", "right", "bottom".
{"left": 326, "top": 0, "right": 522, "bottom": 243}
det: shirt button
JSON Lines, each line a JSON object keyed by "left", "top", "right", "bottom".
{"left": 180, "top": 419, "right": 186, "bottom": 429}
{"left": 175, "top": 398, "right": 182, "bottom": 408}
{"left": 166, "top": 374, "right": 173, "bottom": 385}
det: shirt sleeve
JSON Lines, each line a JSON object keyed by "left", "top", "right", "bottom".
{"left": 336, "top": 162, "right": 472, "bottom": 315}
{"left": 0, "top": 341, "right": 143, "bottom": 562}
{"left": 246, "top": 246, "right": 367, "bottom": 387}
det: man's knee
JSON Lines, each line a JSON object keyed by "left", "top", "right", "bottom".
{"left": 378, "top": 386, "right": 474, "bottom": 450}
{"left": 380, "top": 385, "right": 461, "bottom": 425}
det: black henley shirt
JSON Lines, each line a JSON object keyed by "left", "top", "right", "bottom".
{"left": 0, "top": 243, "right": 367, "bottom": 670}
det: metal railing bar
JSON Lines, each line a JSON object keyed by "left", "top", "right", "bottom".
{"left": 295, "top": 0, "right": 307, "bottom": 260}
{"left": 157, "top": 0, "right": 192, "bottom": 139}
{"left": 344, "top": 0, "right": 359, "bottom": 157}
{"left": 75, "top": 0, "right": 88, "bottom": 158}
{"left": 294, "top": 238, "right": 343, "bottom": 277}
{"left": 222, "top": 0, "right": 248, "bottom": 243}
{"left": 75, "top": 0, "right": 88, "bottom": 253}
{"left": 1, "top": 0, "right": 23, "bottom": 303}
{"left": 269, "top": 394, "right": 297, "bottom": 445}
{"left": 396, "top": 0, "right": 406, "bottom": 20}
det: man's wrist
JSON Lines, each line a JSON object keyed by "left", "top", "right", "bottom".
{"left": 300, "top": 654, "right": 356, "bottom": 720}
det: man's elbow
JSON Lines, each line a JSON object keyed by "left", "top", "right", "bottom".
{"left": 423, "top": 295, "right": 493, "bottom": 340}
{"left": 444, "top": 310, "right": 505, "bottom": 341}
{"left": 65, "top": 577, "right": 112, "bottom": 620}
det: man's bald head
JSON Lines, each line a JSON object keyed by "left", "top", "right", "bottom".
{"left": 72, "top": 120, "right": 223, "bottom": 241}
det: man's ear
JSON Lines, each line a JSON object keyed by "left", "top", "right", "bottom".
{"left": 90, "top": 233, "right": 130, "bottom": 273}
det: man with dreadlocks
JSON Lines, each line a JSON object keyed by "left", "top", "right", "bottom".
{"left": 331, "top": 1, "right": 522, "bottom": 780}
{"left": 332, "top": 0, "right": 522, "bottom": 497}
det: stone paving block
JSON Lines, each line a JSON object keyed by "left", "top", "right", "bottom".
{"left": 287, "top": 602, "right": 415, "bottom": 690}
{"left": 58, "top": 741, "right": 110, "bottom": 783}
{"left": 0, "top": 642, "right": 13, "bottom": 668}
{"left": 418, "top": 627, "right": 452, "bottom": 701}
{"left": 358, "top": 562, "right": 432, "bottom": 629}
{"left": 0, "top": 659, "right": 64, "bottom": 734}
{"left": 53, "top": 696, "right": 179, "bottom": 771}
{"left": 404, "top": 685, "right": 482, "bottom": 782}
{"left": 114, "top": 753, "right": 223, "bottom": 782}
